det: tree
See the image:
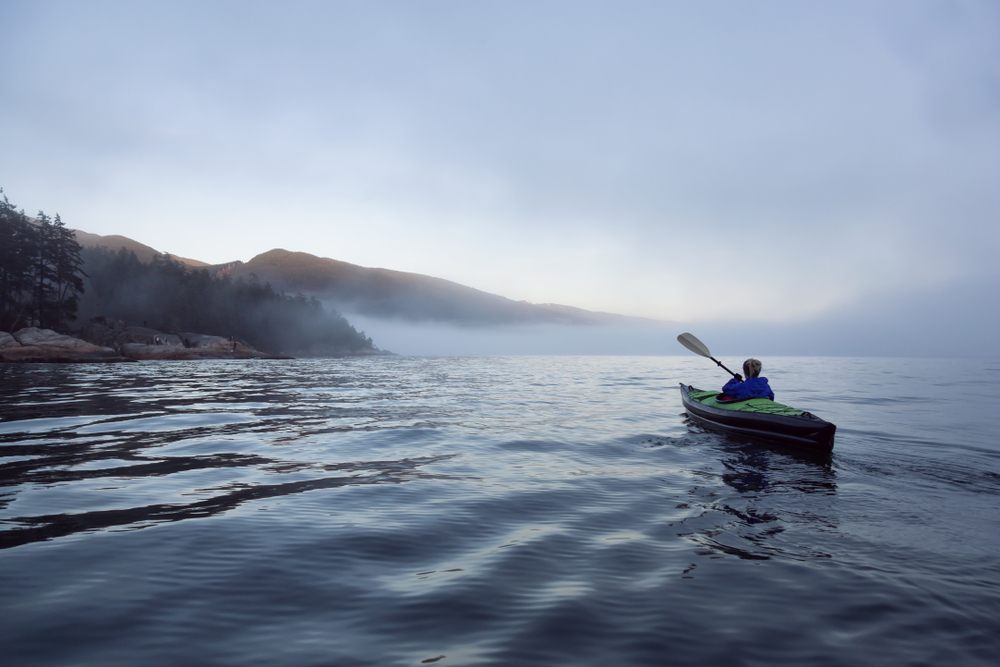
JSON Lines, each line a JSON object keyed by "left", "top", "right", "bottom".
{"left": 49, "top": 214, "right": 86, "bottom": 328}
{"left": 0, "top": 191, "right": 37, "bottom": 330}
{"left": 0, "top": 190, "right": 86, "bottom": 331}
{"left": 32, "top": 211, "right": 54, "bottom": 327}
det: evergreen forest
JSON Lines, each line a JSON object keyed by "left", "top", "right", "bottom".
{"left": 0, "top": 190, "right": 85, "bottom": 332}
{"left": 1, "top": 189, "right": 376, "bottom": 355}
{"left": 79, "top": 247, "right": 375, "bottom": 355}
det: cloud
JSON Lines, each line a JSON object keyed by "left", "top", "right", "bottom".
{"left": 1, "top": 0, "right": 998, "bottom": 349}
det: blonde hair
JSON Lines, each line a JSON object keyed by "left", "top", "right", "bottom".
{"left": 743, "top": 358, "right": 762, "bottom": 378}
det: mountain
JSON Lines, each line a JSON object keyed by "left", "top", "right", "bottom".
{"left": 225, "top": 248, "right": 635, "bottom": 326}
{"left": 72, "top": 229, "right": 208, "bottom": 268}
{"left": 69, "top": 230, "right": 653, "bottom": 327}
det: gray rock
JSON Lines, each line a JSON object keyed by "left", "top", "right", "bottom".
{"left": 4, "top": 325, "right": 280, "bottom": 363}
{"left": 120, "top": 326, "right": 184, "bottom": 347}
{"left": 120, "top": 343, "right": 201, "bottom": 360}
{"left": 13, "top": 327, "right": 114, "bottom": 353}
{"left": 179, "top": 333, "right": 234, "bottom": 351}
{"left": 0, "top": 332, "right": 21, "bottom": 349}
{"left": 0, "top": 327, "right": 129, "bottom": 363}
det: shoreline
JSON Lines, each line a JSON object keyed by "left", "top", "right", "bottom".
{"left": 0, "top": 327, "right": 376, "bottom": 364}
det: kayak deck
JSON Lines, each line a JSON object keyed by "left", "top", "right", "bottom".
{"left": 679, "top": 383, "right": 836, "bottom": 453}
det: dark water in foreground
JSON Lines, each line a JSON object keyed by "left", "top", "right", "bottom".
{"left": 2, "top": 356, "right": 999, "bottom": 666}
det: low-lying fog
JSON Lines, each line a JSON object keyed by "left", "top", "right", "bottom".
{"left": 345, "top": 275, "right": 996, "bottom": 358}
{"left": 343, "top": 315, "right": 831, "bottom": 358}
{"left": 345, "top": 315, "right": 679, "bottom": 356}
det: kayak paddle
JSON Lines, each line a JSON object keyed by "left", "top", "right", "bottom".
{"left": 676, "top": 332, "right": 741, "bottom": 380}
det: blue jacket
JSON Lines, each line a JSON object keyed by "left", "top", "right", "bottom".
{"left": 721, "top": 376, "right": 774, "bottom": 401}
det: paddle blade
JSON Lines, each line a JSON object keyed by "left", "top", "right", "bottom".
{"left": 677, "top": 332, "right": 712, "bottom": 358}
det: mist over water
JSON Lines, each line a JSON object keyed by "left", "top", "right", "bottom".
{"left": 2, "top": 356, "right": 999, "bottom": 666}
{"left": 345, "top": 315, "right": 680, "bottom": 356}
{"left": 343, "top": 297, "right": 998, "bottom": 358}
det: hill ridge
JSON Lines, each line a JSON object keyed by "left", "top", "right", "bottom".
{"left": 73, "top": 230, "right": 650, "bottom": 327}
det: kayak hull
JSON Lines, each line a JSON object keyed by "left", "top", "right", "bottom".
{"left": 679, "top": 383, "right": 836, "bottom": 453}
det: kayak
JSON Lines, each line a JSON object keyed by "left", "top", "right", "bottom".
{"left": 679, "top": 383, "right": 836, "bottom": 453}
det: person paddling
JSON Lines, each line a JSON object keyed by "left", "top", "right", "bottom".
{"left": 719, "top": 358, "right": 775, "bottom": 401}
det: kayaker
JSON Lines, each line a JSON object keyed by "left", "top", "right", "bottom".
{"left": 720, "top": 358, "right": 775, "bottom": 401}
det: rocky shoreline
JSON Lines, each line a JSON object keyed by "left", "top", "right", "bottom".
{"left": 1, "top": 326, "right": 288, "bottom": 363}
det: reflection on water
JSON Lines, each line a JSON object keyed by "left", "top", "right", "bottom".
{"left": 1, "top": 357, "right": 999, "bottom": 667}
{"left": 654, "top": 429, "right": 840, "bottom": 563}
{"left": 1, "top": 452, "right": 455, "bottom": 549}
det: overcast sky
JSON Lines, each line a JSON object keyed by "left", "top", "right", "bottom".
{"left": 2, "top": 1, "right": 998, "bottom": 349}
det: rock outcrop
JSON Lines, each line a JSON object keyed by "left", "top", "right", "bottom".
{"left": 0, "top": 327, "right": 129, "bottom": 363}
{"left": 81, "top": 320, "right": 284, "bottom": 360}
{"left": 1, "top": 324, "right": 286, "bottom": 363}
{"left": 121, "top": 330, "right": 275, "bottom": 360}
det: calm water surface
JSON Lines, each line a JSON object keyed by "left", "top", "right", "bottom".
{"left": 2, "top": 356, "right": 999, "bottom": 666}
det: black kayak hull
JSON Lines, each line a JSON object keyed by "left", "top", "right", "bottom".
{"left": 679, "top": 383, "right": 836, "bottom": 453}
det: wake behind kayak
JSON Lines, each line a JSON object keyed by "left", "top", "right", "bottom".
{"left": 679, "top": 383, "right": 836, "bottom": 453}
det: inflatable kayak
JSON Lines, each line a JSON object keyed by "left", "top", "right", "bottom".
{"left": 679, "top": 383, "right": 836, "bottom": 453}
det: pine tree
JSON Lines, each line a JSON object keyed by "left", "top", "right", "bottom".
{"left": 0, "top": 191, "right": 87, "bottom": 331}
{"left": 49, "top": 214, "right": 86, "bottom": 328}
{"left": 32, "top": 211, "right": 55, "bottom": 328}
{"left": 0, "top": 192, "right": 37, "bottom": 330}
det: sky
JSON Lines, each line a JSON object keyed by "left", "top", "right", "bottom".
{"left": 2, "top": 1, "right": 999, "bottom": 353}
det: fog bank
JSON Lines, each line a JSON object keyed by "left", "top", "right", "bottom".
{"left": 348, "top": 274, "right": 996, "bottom": 358}
{"left": 345, "top": 315, "right": 679, "bottom": 356}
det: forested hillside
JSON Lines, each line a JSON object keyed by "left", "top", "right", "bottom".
{"left": 1, "top": 189, "right": 377, "bottom": 356}
{"left": 79, "top": 247, "right": 376, "bottom": 356}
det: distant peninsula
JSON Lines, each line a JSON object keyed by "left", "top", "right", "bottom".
{"left": 1, "top": 190, "right": 382, "bottom": 361}
{"left": 3, "top": 186, "right": 658, "bottom": 364}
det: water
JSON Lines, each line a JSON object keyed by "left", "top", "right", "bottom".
{"left": 2, "top": 356, "right": 999, "bottom": 666}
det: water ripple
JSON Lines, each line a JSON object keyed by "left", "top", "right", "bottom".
{"left": 2, "top": 357, "right": 999, "bottom": 666}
